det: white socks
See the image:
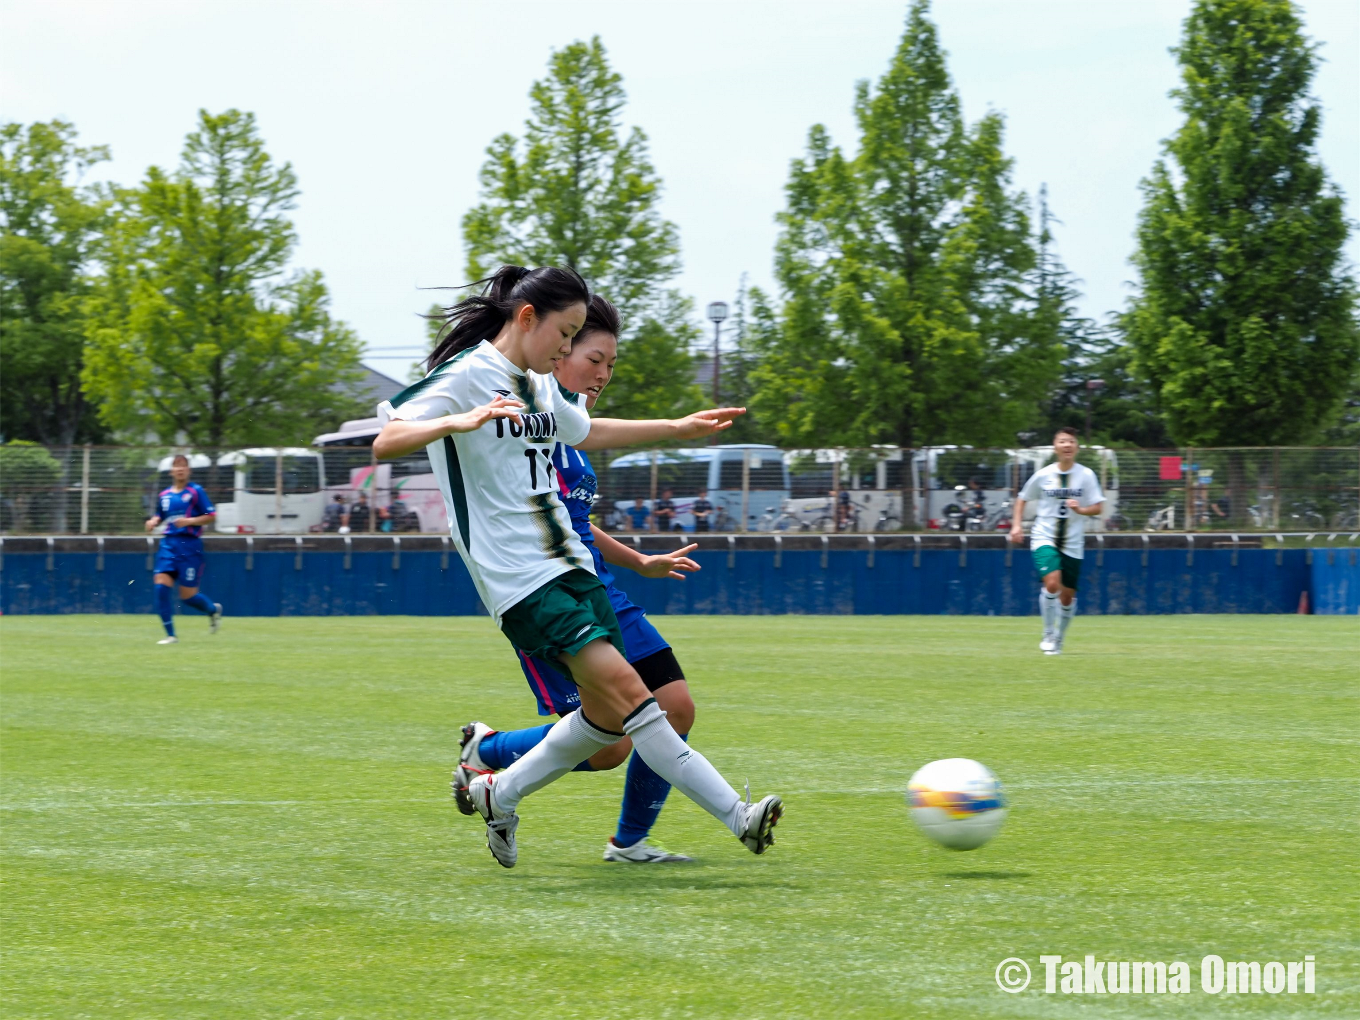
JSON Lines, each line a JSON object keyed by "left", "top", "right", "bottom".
{"left": 623, "top": 699, "right": 744, "bottom": 836}
{"left": 487, "top": 699, "right": 746, "bottom": 839}
{"left": 1057, "top": 597, "right": 1077, "bottom": 638}
{"left": 1040, "top": 590, "right": 1059, "bottom": 634}
{"left": 491, "top": 709, "right": 618, "bottom": 813}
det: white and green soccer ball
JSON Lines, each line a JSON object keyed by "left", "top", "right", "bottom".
{"left": 906, "top": 757, "right": 1008, "bottom": 850}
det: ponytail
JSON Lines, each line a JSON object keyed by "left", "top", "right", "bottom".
{"left": 424, "top": 265, "right": 591, "bottom": 370}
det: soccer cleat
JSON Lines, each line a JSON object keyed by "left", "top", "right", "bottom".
{"left": 466, "top": 773, "right": 519, "bottom": 868}
{"left": 1039, "top": 632, "right": 1056, "bottom": 652}
{"left": 157, "top": 636, "right": 178, "bottom": 645}
{"left": 210, "top": 603, "right": 223, "bottom": 634}
{"left": 1044, "top": 638, "right": 1064, "bottom": 656}
{"left": 452, "top": 721, "right": 496, "bottom": 816}
{"left": 603, "top": 837, "right": 693, "bottom": 864}
{"left": 739, "top": 794, "right": 784, "bottom": 855}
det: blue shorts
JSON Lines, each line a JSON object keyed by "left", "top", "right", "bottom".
{"left": 518, "top": 593, "right": 670, "bottom": 716}
{"left": 153, "top": 537, "right": 206, "bottom": 587}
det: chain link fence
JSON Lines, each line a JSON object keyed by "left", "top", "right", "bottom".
{"left": 1, "top": 442, "right": 1356, "bottom": 535}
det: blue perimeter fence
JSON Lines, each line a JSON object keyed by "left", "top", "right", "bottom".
{"left": 2, "top": 534, "right": 1356, "bottom": 617}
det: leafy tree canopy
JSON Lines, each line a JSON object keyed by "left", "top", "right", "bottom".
{"left": 748, "top": 0, "right": 1061, "bottom": 450}
{"left": 1126, "top": 0, "right": 1358, "bottom": 446}
{"left": 461, "top": 37, "right": 701, "bottom": 420}
{"left": 0, "top": 120, "right": 110, "bottom": 445}
{"left": 82, "top": 110, "right": 366, "bottom": 448}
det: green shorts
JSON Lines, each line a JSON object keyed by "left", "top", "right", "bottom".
{"left": 1032, "top": 545, "right": 1082, "bottom": 590}
{"left": 500, "top": 569, "right": 624, "bottom": 669}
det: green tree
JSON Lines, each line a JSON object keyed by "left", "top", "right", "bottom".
{"left": 0, "top": 120, "right": 110, "bottom": 446}
{"left": 749, "top": 1, "right": 1059, "bottom": 452}
{"left": 1126, "top": 0, "right": 1358, "bottom": 455}
{"left": 83, "top": 110, "right": 365, "bottom": 448}
{"left": 461, "top": 36, "right": 700, "bottom": 419}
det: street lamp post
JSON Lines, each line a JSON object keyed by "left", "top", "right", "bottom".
{"left": 706, "top": 301, "right": 728, "bottom": 409}
{"left": 1084, "top": 378, "right": 1106, "bottom": 441}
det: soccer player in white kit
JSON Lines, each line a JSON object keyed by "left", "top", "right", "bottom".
{"left": 1009, "top": 427, "right": 1104, "bottom": 654}
{"left": 374, "top": 265, "right": 782, "bottom": 867}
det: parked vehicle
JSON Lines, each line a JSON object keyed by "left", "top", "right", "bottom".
{"left": 604, "top": 445, "right": 790, "bottom": 532}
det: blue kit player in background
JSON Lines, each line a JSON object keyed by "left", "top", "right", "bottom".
{"left": 453, "top": 295, "right": 707, "bottom": 863}
{"left": 145, "top": 454, "right": 223, "bottom": 645}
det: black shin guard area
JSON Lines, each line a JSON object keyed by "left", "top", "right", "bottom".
{"left": 632, "top": 648, "right": 685, "bottom": 693}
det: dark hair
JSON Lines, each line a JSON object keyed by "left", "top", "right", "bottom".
{"left": 1054, "top": 426, "right": 1079, "bottom": 440}
{"left": 425, "top": 264, "right": 591, "bottom": 370}
{"left": 576, "top": 294, "right": 620, "bottom": 344}
{"left": 171, "top": 454, "right": 190, "bottom": 467}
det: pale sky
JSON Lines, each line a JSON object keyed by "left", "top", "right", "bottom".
{"left": 3, "top": 0, "right": 1356, "bottom": 382}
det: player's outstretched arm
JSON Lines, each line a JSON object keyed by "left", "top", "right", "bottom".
{"left": 576, "top": 407, "right": 746, "bottom": 451}
{"left": 374, "top": 397, "right": 525, "bottom": 460}
{"left": 590, "top": 524, "right": 700, "bottom": 580}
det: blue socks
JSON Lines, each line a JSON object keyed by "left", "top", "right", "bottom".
{"left": 156, "top": 586, "right": 217, "bottom": 636}
{"left": 155, "top": 585, "right": 175, "bottom": 636}
{"left": 183, "top": 592, "right": 216, "bottom": 615}
{"left": 478, "top": 724, "right": 555, "bottom": 770}
{"left": 615, "top": 733, "right": 686, "bottom": 848}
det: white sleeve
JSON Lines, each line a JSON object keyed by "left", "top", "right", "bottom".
{"left": 378, "top": 367, "right": 464, "bottom": 425}
{"left": 1019, "top": 471, "right": 1043, "bottom": 502}
{"left": 1081, "top": 468, "right": 1105, "bottom": 507}
{"left": 552, "top": 383, "right": 592, "bottom": 447}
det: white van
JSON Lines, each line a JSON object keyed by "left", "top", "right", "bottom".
{"left": 211, "top": 448, "right": 326, "bottom": 534}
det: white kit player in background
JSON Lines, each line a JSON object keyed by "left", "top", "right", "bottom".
{"left": 374, "top": 265, "right": 783, "bottom": 868}
{"left": 1009, "top": 427, "right": 1104, "bottom": 655}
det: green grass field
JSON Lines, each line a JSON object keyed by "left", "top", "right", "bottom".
{"left": 2, "top": 614, "right": 1356, "bottom": 1019}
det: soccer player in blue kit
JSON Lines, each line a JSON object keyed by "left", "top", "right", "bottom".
{"left": 145, "top": 454, "right": 223, "bottom": 644}
{"left": 452, "top": 296, "right": 708, "bottom": 863}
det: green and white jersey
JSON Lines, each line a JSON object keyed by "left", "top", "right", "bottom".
{"left": 1019, "top": 461, "right": 1104, "bottom": 559}
{"left": 377, "top": 340, "right": 594, "bottom": 624}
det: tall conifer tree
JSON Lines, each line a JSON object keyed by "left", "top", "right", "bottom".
{"left": 749, "top": 1, "right": 1059, "bottom": 450}
{"left": 462, "top": 37, "right": 701, "bottom": 420}
{"left": 1126, "top": 0, "right": 1357, "bottom": 449}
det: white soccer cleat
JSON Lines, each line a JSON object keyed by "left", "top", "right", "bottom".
{"left": 156, "top": 636, "right": 178, "bottom": 645}
{"left": 1044, "top": 638, "right": 1064, "bottom": 656}
{"left": 453, "top": 721, "right": 496, "bottom": 816}
{"left": 1039, "top": 632, "right": 1056, "bottom": 652}
{"left": 603, "top": 837, "right": 693, "bottom": 863}
{"left": 739, "top": 794, "right": 784, "bottom": 855}
{"left": 466, "top": 773, "right": 518, "bottom": 868}
{"left": 210, "top": 603, "right": 223, "bottom": 634}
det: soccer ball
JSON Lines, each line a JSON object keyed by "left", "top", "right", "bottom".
{"left": 906, "top": 758, "right": 1008, "bottom": 850}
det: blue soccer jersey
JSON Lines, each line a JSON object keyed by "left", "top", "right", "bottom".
{"left": 156, "top": 483, "right": 215, "bottom": 537}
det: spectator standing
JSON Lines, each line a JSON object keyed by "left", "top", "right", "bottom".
{"left": 692, "top": 490, "right": 713, "bottom": 533}
{"left": 653, "top": 489, "right": 677, "bottom": 532}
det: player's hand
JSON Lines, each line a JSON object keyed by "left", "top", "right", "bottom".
{"left": 1065, "top": 498, "right": 1081, "bottom": 511}
{"left": 144, "top": 518, "right": 160, "bottom": 532}
{"left": 672, "top": 407, "right": 746, "bottom": 440}
{"left": 1008, "top": 526, "right": 1024, "bottom": 544}
{"left": 636, "top": 543, "right": 701, "bottom": 580}
{"left": 447, "top": 397, "right": 525, "bottom": 433}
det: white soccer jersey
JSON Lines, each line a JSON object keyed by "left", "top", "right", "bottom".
{"left": 1019, "top": 461, "right": 1104, "bottom": 559}
{"left": 377, "top": 341, "right": 594, "bottom": 624}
